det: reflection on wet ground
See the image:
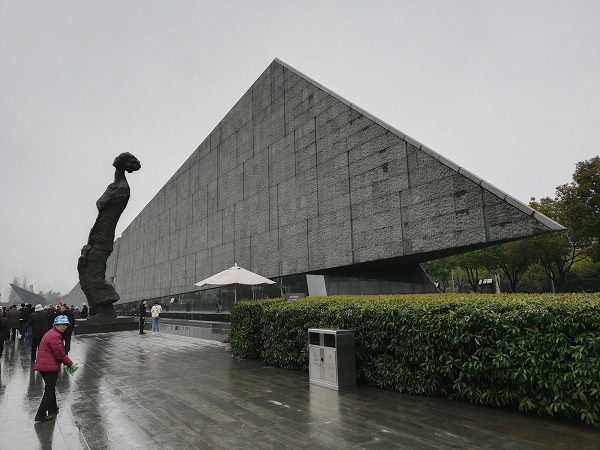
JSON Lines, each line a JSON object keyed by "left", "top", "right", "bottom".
{"left": 0, "top": 332, "right": 598, "bottom": 449}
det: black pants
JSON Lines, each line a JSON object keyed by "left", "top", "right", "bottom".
{"left": 0, "top": 339, "right": 4, "bottom": 358}
{"left": 63, "top": 333, "right": 72, "bottom": 355}
{"left": 36, "top": 371, "right": 59, "bottom": 418}
{"left": 10, "top": 327, "right": 18, "bottom": 341}
{"left": 139, "top": 317, "right": 146, "bottom": 333}
{"left": 31, "top": 336, "right": 42, "bottom": 361}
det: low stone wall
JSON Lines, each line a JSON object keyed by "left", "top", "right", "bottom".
{"left": 149, "top": 318, "right": 230, "bottom": 342}
{"left": 74, "top": 316, "right": 138, "bottom": 335}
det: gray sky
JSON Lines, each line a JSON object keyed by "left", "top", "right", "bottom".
{"left": 1, "top": 0, "right": 599, "bottom": 297}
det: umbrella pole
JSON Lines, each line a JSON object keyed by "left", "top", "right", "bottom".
{"left": 234, "top": 284, "right": 237, "bottom": 304}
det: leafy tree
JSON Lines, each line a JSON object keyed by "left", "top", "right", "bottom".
{"left": 422, "top": 257, "right": 455, "bottom": 292}
{"left": 523, "top": 264, "right": 551, "bottom": 292}
{"left": 563, "top": 257, "right": 600, "bottom": 292}
{"left": 529, "top": 197, "right": 586, "bottom": 292}
{"left": 454, "top": 248, "right": 500, "bottom": 293}
{"left": 556, "top": 156, "right": 600, "bottom": 260}
{"left": 496, "top": 240, "right": 535, "bottom": 292}
{"left": 422, "top": 257, "right": 471, "bottom": 292}
{"left": 43, "top": 290, "right": 63, "bottom": 304}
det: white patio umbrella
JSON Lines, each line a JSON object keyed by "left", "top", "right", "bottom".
{"left": 194, "top": 263, "right": 275, "bottom": 303}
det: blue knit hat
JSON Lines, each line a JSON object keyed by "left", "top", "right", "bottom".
{"left": 54, "top": 315, "right": 70, "bottom": 325}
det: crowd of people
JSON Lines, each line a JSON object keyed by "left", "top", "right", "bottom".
{"left": 1, "top": 299, "right": 165, "bottom": 423}
{"left": 0, "top": 301, "right": 81, "bottom": 422}
{"left": 0, "top": 302, "right": 87, "bottom": 359}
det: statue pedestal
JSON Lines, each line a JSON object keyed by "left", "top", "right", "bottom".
{"left": 74, "top": 316, "right": 138, "bottom": 335}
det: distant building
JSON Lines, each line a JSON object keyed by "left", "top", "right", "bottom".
{"left": 66, "top": 59, "right": 563, "bottom": 311}
{"left": 9, "top": 283, "right": 50, "bottom": 306}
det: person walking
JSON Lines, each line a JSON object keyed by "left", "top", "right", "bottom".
{"left": 7, "top": 305, "right": 21, "bottom": 342}
{"left": 29, "top": 304, "right": 50, "bottom": 361}
{"left": 0, "top": 313, "right": 7, "bottom": 358}
{"left": 150, "top": 301, "right": 162, "bottom": 335}
{"left": 46, "top": 305, "right": 57, "bottom": 329}
{"left": 139, "top": 300, "right": 147, "bottom": 334}
{"left": 20, "top": 303, "right": 33, "bottom": 341}
{"left": 59, "top": 304, "right": 75, "bottom": 354}
{"left": 33, "top": 315, "right": 74, "bottom": 423}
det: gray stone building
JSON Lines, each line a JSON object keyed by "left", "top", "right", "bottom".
{"left": 67, "top": 59, "right": 563, "bottom": 309}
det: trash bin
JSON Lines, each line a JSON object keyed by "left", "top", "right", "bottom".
{"left": 308, "top": 328, "right": 356, "bottom": 390}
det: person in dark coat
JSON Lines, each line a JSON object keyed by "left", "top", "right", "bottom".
{"left": 7, "top": 305, "right": 21, "bottom": 341}
{"left": 59, "top": 304, "right": 75, "bottom": 354}
{"left": 33, "top": 315, "right": 74, "bottom": 423}
{"left": 139, "top": 300, "right": 147, "bottom": 334}
{"left": 46, "top": 305, "right": 58, "bottom": 329}
{"left": 80, "top": 303, "right": 88, "bottom": 319}
{"left": 0, "top": 314, "right": 8, "bottom": 358}
{"left": 29, "top": 304, "right": 50, "bottom": 361}
{"left": 20, "top": 303, "right": 33, "bottom": 341}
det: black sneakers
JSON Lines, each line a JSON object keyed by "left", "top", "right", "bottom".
{"left": 34, "top": 414, "right": 53, "bottom": 423}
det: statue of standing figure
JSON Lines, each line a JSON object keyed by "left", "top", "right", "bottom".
{"left": 78, "top": 152, "right": 141, "bottom": 318}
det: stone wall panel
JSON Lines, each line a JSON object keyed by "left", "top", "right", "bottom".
{"left": 199, "top": 149, "right": 218, "bottom": 186}
{"left": 279, "top": 221, "right": 309, "bottom": 274}
{"left": 218, "top": 165, "right": 243, "bottom": 210}
{"left": 191, "top": 187, "right": 207, "bottom": 224}
{"left": 237, "top": 120, "right": 254, "bottom": 164}
{"left": 207, "top": 210, "right": 223, "bottom": 249}
{"left": 223, "top": 205, "right": 235, "bottom": 244}
{"left": 235, "top": 237, "right": 251, "bottom": 269}
{"left": 269, "top": 133, "right": 295, "bottom": 186}
{"left": 317, "top": 152, "right": 350, "bottom": 213}
{"left": 244, "top": 147, "right": 269, "bottom": 198}
{"left": 187, "top": 219, "right": 207, "bottom": 254}
{"left": 211, "top": 242, "right": 235, "bottom": 274}
{"left": 221, "top": 88, "right": 252, "bottom": 141}
{"left": 277, "top": 168, "right": 318, "bottom": 228}
{"left": 308, "top": 207, "right": 353, "bottom": 270}
{"left": 251, "top": 230, "right": 279, "bottom": 276}
{"left": 252, "top": 66, "right": 272, "bottom": 117}
{"left": 195, "top": 250, "right": 211, "bottom": 281}
{"left": 254, "top": 95, "right": 285, "bottom": 154}
{"left": 176, "top": 168, "right": 190, "bottom": 200}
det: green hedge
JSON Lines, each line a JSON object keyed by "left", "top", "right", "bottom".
{"left": 229, "top": 298, "right": 284, "bottom": 359}
{"left": 230, "top": 293, "right": 600, "bottom": 427}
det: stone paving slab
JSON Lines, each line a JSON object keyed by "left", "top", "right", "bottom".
{"left": 1, "top": 332, "right": 599, "bottom": 449}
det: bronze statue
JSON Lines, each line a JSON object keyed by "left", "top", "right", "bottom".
{"left": 78, "top": 153, "right": 141, "bottom": 318}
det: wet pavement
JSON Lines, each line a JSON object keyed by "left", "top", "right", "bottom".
{"left": 1, "top": 332, "right": 599, "bottom": 449}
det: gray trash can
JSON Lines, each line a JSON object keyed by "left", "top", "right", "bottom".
{"left": 308, "top": 328, "right": 356, "bottom": 390}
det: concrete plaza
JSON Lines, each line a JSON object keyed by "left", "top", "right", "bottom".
{"left": 0, "top": 331, "right": 598, "bottom": 449}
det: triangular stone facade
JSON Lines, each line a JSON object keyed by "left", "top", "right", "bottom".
{"left": 100, "top": 59, "right": 562, "bottom": 301}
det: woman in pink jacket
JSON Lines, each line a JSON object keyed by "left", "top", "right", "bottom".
{"left": 33, "top": 315, "right": 74, "bottom": 423}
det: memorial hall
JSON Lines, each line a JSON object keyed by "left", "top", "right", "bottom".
{"left": 66, "top": 59, "right": 563, "bottom": 314}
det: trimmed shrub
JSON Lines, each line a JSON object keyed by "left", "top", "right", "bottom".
{"left": 230, "top": 293, "right": 600, "bottom": 427}
{"left": 229, "top": 298, "right": 284, "bottom": 358}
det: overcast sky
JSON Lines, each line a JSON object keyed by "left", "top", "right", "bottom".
{"left": 1, "top": 1, "right": 599, "bottom": 298}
